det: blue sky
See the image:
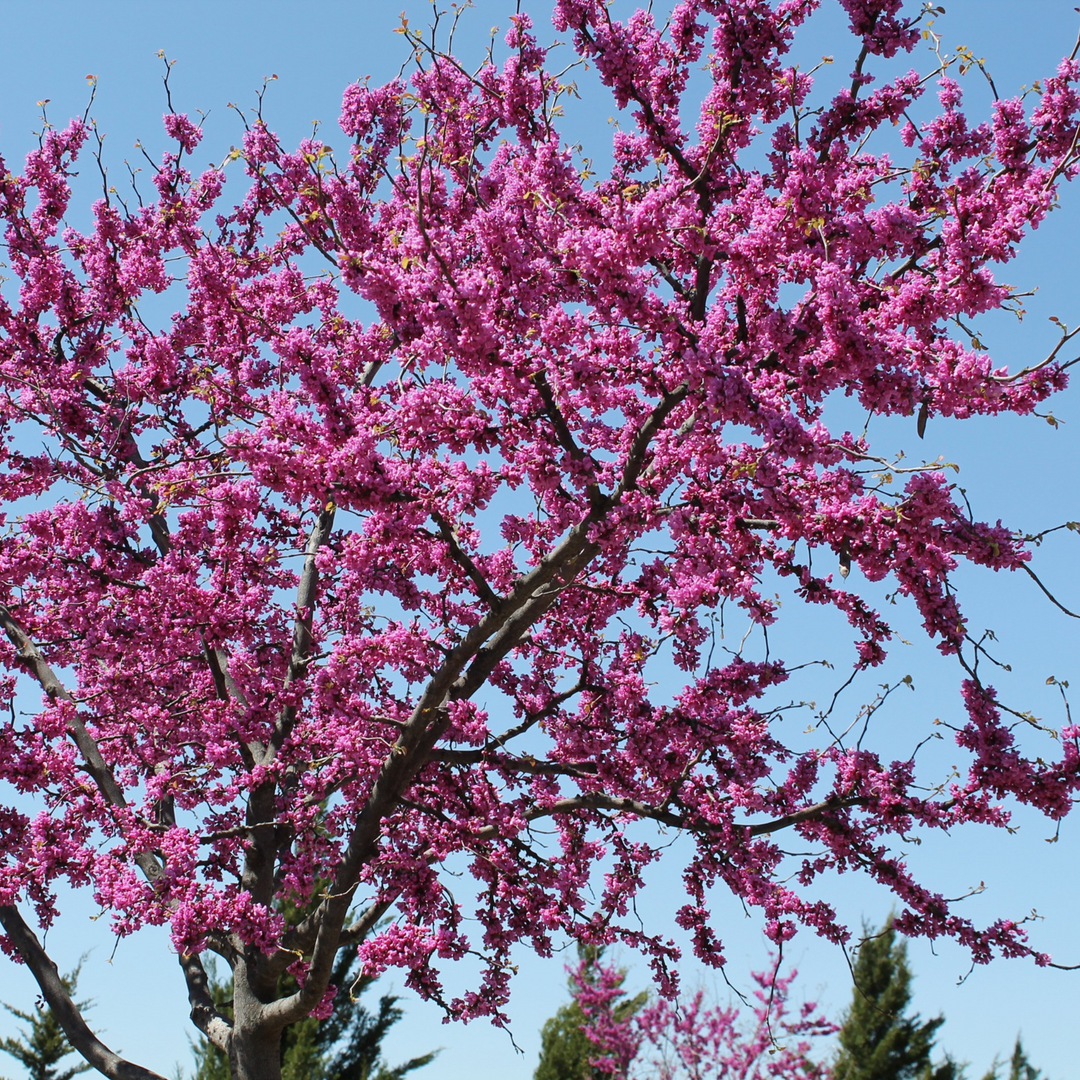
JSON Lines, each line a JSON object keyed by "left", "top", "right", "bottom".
{"left": 0, "top": 2, "right": 1078, "bottom": 1078}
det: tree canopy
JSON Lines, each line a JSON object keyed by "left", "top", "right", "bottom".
{"left": 0, "top": 1, "right": 1078, "bottom": 1077}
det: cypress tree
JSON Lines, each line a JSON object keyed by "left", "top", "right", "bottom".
{"left": 1003, "top": 1039, "right": 1042, "bottom": 1080}
{"left": 535, "top": 997, "right": 601, "bottom": 1080}
{"left": 534, "top": 946, "right": 647, "bottom": 1080}
{"left": 981, "top": 1037, "right": 1044, "bottom": 1080}
{"left": 833, "top": 921, "right": 957, "bottom": 1080}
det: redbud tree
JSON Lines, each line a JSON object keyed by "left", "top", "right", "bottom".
{"left": 0, "top": 1, "right": 1078, "bottom": 1077}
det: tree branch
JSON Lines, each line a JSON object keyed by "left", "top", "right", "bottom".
{"left": 270, "top": 503, "right": 337, "bottom": 756}
{"left": 987, "top": 321, "right": 1080, "bottom": 383}
{"left": 201, "top": 635, "right": 261, "bottom": 770}
{"left": 178, "top": 951, "right": 233, "bottom": 1051}
{"left": 336, "top": 893, "right": 401, "bottom": 949}
{"left": 239, "top": 504, "right": 337, "bottom": 916}
{"left": 886, "top": 236, "right": 942, "bottom": 283}
{"left": 1018, "top": 562, "right": 1080, "bottom": 619}
{"left": 430, "top": 747, "right": 598, "bottom": 777}
{"left": 483, "top": 793, "right": 689, "bottom": 836}
{"left": 464, "top": 792, "right": 868, "bottom": 841}
{"left": 746, "top": 795, "right": 867, "bottom": 837}
{"left": 489, "top": 681, "right": 588, "bottom": 745}
{"left": 649, "top": 258, "right": 689, "bottom": 298}
{"left": 531, "top": 370, "right": 604, "bottom": 508}
{"left": 431, "top": 510, "right": 502, "bottom": 611}
{"left": 267, "top": 384, "right": 692, "bottom": 1020}
{"left": 0, "top": 905, "right": 168, "bottom": 1080}
{"left": 0, "top": 604, "right": 164, "bottom": 885}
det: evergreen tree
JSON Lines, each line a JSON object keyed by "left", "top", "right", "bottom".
{"left": 981, "top": 1038, "right": 1044, "bottom": 1080}
{"left": 0, "top": 966, "right": 90, "bottom": 1080}
{"left": 833, "top": 922, "right": 957, "bottom": 1080}
{"left": 1003, "top": 1039, "right": 1042, "bottom": 1080}
{"left": 534, "top": 946, "right": 647, "bottom": 1080}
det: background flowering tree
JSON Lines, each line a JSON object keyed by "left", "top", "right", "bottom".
{"left": 0, "top": 0, "right": 1079, "bottom": 1077}
{"left": 536, "top": 947, "right": 649, "bottom": 1080}
{"left": 566, "top": 951, "right": 834, "bottom": 1080}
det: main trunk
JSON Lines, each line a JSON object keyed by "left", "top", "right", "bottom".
{"left": 228, "top": 963, "right": 286, "bottom": 1080}
{"left": 228, "top": 1027, "right": 284, "bottom": 1080}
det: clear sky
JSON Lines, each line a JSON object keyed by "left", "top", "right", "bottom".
{"left": 0, "top": 2, "right": 1078, "bottom": 1078}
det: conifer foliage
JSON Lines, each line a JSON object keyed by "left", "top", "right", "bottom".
{"left": 832, "top": 923, "right": 956, "bottom": 1080}
{"left": 535, "top": 947, "right": 647, "bottom": 1080}
{"left": 833, "top": 923, "right": 1052, "bottom": 1080}
{"left": 982, "top": 1038, "right": 1044, "bottom": 1080}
